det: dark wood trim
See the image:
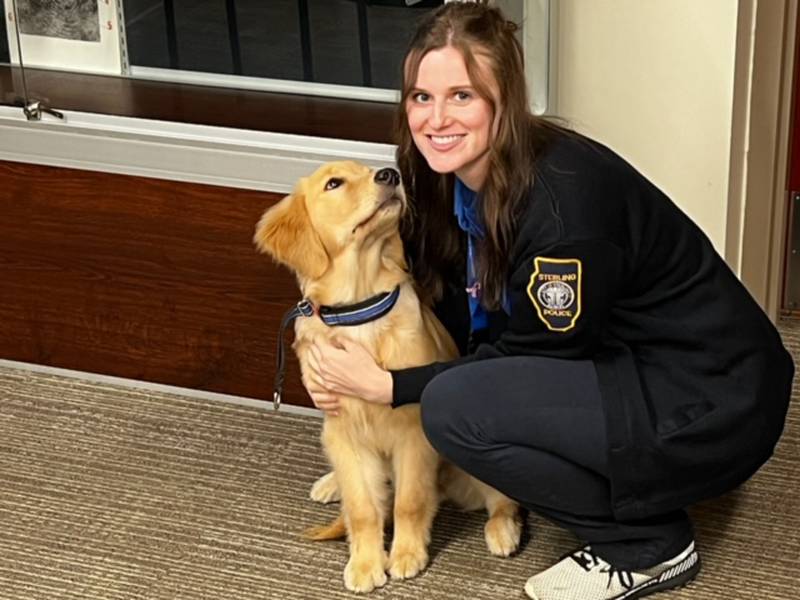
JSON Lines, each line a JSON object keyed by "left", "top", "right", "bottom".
{"left": 0, "top": 65, "right": 396, "bottom": 144}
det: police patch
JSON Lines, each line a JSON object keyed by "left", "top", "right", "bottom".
{"left": 527, "top": 257, "right": 582, "bottom": 332}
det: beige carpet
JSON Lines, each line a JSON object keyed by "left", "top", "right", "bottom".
{"left": 1, "top": 322, "right": 799, "bottom": 599}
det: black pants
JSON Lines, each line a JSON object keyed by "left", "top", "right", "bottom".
{"left": 420, "top": 356, "right": 694, "bottom": 570}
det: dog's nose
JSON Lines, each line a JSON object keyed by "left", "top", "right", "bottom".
{"left": 374, "top": 168, "right": 400, "bottom": 187}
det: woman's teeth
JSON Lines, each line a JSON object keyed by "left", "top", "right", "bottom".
{"left": 431, "top": 135, "right": 463, "bottom": 144}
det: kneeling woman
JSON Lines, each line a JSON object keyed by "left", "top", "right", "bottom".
{"left": 304, "top": 3, "right": 794, "bottom": 599}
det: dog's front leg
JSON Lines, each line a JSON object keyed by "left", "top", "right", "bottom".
{"left": 309, "top": 470, "right": 340, "bottom": 503}
{"left": 387, "top": 431, "right": 439, "bottom": 580}
{"left": 323, "top": 428, "right": 389, "bottom": 593}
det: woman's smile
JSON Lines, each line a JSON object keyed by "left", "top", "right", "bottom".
{"left": 427, "top": 133, "right": 467, "bottom": 151}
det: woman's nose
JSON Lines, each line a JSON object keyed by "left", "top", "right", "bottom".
{"left": 429, "top": 99, "right": 450, "bottom": 129}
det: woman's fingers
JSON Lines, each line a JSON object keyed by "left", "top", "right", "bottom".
{"left": 307, "top": 346, "right": 340, "bottom": 393}
{"left": 309, "top": 342, "right": 324, "bottom": 367}
{"left": 305, "top": 372, "right": 328, "bottom": 392}
{"left": 309, "top": 390, "right": 340, "bottom": 416}
{"left": 309, "top": 342, "right": 334, "bottom": 383}
{"left": 308, "top": 337, "right": 388, "bottom": 408}
{"left": 311, "top": 340, "right": 348, "bottom": 391}
{"left": 309, "top": 388, "right": 335, "bottom": 403}
{"left": 307, "top": 347, "right": 325, "bottom": 379}
{"left": 311, "top": 337, "right": 390, "bottom": 404}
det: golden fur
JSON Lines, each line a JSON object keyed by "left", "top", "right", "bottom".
{"left": 254, "top": 161, "right": 521, "bottom": 593}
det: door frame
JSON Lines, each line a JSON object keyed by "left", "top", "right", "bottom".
{"left": 727, "top": 0, "right": 798, "bottom": 321}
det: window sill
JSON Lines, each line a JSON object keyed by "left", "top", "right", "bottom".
{"left": 0, "top": 65, "right": 396, "bottom": 143}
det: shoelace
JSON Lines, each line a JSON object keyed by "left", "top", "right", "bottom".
{"left": 570, "top": 547, "right": 635, "bottom": 590}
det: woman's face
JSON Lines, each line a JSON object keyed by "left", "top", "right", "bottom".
{"left": 406, "top": 46, "right": 499, "bottom": 191}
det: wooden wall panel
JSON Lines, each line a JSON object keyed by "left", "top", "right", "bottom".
{"left": 0, "top": 160, "right": 312, "bottom": 407}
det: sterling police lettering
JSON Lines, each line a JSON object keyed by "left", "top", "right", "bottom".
{"left": 527, "top": 257, "right": 582, "bottom": 332}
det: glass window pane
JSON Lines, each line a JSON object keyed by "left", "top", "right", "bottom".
{"left": 123, "top": 0, "right": 445, "bottom": 88}
{"left": 236, "top": 0, "right": 303, "bottom": 80}
{"left": 124, "top": 0, "right": 171, "bottom": 69}
{"left": 308, "top": 0, "right": 362, "bottom": 86}
{"left": 173, "top": 0, "right": 233, "bottom": 74}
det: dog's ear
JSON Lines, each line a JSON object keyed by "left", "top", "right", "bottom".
{"left": 254, "top": 187, "right": 330, "bottom": 279}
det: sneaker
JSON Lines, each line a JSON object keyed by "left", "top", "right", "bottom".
{"left": 524, "top": 541, "right": 700, "bottom": 600}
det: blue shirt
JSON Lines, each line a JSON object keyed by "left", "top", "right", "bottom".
{"left": 454, "top": 178, "right": 489, "bottom": 332}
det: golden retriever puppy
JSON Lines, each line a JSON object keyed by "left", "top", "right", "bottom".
{"left": 254, "top": 161, "right": 521, "bottom": 593}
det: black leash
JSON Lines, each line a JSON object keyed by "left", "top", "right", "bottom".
{"left": 273, "top": 300, "right": 314, "bottom": 410}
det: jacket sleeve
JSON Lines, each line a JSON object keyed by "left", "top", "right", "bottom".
{"left": 390, "top": 238, "right": 626, "bottom": 407}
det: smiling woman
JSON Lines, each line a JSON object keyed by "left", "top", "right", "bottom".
{"left": 302, "top": 4, "right": 795, "bottom": 600}
{"left": 396, "top": 2, "right": 540, "bottom": 310}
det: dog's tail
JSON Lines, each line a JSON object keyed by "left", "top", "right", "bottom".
{"left": 302, "top": 513, "right": 347, "bottom": 541}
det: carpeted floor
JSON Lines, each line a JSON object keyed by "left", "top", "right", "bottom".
{"left": 1, "top": 321, "right": 799, "bottom": 600}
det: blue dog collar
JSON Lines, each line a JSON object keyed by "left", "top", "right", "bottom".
{"left": 272, "top": 286, "right": 401, "bottom": 410}
{"left": 318, "top": 286, "right": 401, "bottom": 327}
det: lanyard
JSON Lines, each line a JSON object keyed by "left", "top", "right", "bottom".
{"left": 465, "top": 236, "right": 488, "bottom": 331}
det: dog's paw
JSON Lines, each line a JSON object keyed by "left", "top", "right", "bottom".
{"left": 387, "top": 546, "right": 428, "bottom": 580}
{"left": 344, "top": 556, "right": 388, "bottom": 593}
{"left": 484, "top": 513, "right": 522, "bottom": 557}
{"left": 309, "top": 471, "right": 341, "bottom": 504}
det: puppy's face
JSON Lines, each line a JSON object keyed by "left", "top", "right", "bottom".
{"left": 254, "top": 161, "right": 405, "bottom": 280}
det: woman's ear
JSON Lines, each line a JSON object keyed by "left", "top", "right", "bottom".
{"left": 253, "top": 185, "right": 330, "bottom": 280}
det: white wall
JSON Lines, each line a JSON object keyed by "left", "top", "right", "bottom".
{"left": 553, "top": 0, "right": 739, "bottom": 253}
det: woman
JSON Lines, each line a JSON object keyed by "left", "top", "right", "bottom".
{"left": 304, "top": 3, "right": 794, "bottom": 599}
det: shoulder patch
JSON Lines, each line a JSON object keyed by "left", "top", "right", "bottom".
{"left": 526, "top": 257, "right": 582, "bottom": 332}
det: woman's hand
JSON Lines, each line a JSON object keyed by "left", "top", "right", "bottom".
{"left": 305, "top": 337, "right": 393, "bottom": 415}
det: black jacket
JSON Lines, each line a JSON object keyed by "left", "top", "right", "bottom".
{"left": 391, "top": 131, "right": 794, "bottom": 520}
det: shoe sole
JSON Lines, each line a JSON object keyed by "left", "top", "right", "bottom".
{"left": 618, "top": 552, "right": 702, "bottom": 600}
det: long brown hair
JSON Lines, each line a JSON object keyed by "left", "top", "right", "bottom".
{"left": 396, "top": 0, "right": 556, "bottom": 308}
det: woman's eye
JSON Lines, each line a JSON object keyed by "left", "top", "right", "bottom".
{"left": 455, "top": 91, "right": 471, "bottom": 101}
{"left": 325, "top": 178, "right": 344, "bottom": 191}
{"left": 412, "top": 92, "right": 430, "bottom": 103}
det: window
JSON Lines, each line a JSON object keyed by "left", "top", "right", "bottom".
{"left": 0, "top": 0, "right": 549, "bottom": 141}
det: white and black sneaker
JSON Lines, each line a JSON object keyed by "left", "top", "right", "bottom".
{"left": 524, "top": 541, "right": 700, "bottom": 600}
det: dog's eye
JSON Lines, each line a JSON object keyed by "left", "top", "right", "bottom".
{"left": 324, "top": 178, "right": 344, "bottom": 191}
